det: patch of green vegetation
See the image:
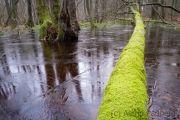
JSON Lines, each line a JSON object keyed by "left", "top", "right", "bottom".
{"left": 79, "top": 19, "right": 133, "bottom": 29}
{"left": 97, "top": 8, "right": 148, "bottom": 120}
{"left": 32, "top": 25, "right": 40, "bottom": 30}
{"left": 39, "top": 19, "right": 52, "bottom": 39}
{"left": 36, "top": 0, "right": 52, "bottom": 39}
{"left": 148, "top": 20, "right": 155, "bottom": 26}
{"left": 175, "top": 26, "right": 180, "bottom": 32}
{"left": 79, "top": 22, "right": 90, "bottom": 28}
{"left": 118, "top": 19, "right": 132, "bottom": 25}
{"left": 144, "top": 19, "right": 176, "bottom": 26}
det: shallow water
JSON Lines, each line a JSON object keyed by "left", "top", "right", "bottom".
{"left": 0, "top": 26, "right": 132, "bottom": 120}
{"left": 145, "top": 26, "right": 180, "bottom": 120}
{"left": 0, "top": 25, "right": 180, "bottom": 120}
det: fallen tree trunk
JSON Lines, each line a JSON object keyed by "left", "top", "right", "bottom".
{"left": 97, "top": 6, "right": 148, "bottom": 120}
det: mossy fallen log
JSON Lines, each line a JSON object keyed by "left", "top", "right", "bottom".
{"left": 97, "top": 8, "right": 148, "bottom": 120}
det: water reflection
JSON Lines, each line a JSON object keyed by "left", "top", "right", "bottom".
{"left": 0, "top": 81, "right": 18, "bottom": 100}
{"left": 0, "top": 26, "right": 134, "bottom": 119}
{"left": 145, "top": 26, "right": 180, "bottom": 119}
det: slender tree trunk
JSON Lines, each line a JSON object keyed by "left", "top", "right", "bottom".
{"left": 100, "top": 0, "right": 107, "bottom": 22}
{"left": 161, "top": 0, "right": 165, "bottom": 19}
{"left": 26, "top": 0, "right": 34, "bottom": 27}
{"left": 4, "top": 0, "right": 11, "bottom": 26}
{"left": 85, "top": 0, "right": 91, "bottom": 17}
{"left": 85, "top": 0, "right": 96, "bottom": 27}
{"left": 12, "top": 0, "right": 18, "bottom": 19}
{"left": 5, "top": 0, "right": 19, "bottom": 27}
{"left": 89, "top": 0, "right": 92, "bottom": 17}
{"left": 84, "top": 0, "right": 88, "bottom": 21}
{"left": 94, "top": 0, "right": 99, "bottom": 22}
{"left": 174, "top": 0, "right": 178, "bottom": 17}
{"left": 171, "top": 0, "right": 178, "bottom": 20}
{"left": 151, "top": 0, "right": 158, "bottom": 19}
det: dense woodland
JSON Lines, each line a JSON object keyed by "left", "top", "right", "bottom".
{"left": 0, "top": 0, "right": 180, "bottom": 41}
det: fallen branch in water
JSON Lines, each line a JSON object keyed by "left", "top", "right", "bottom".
{"left": 0, "top": 53, "right": 5, "bottom": 59}
{"left": 146, "top": 54, "right": 159, "bottom": 68}
{"left": 147, "top": 80, "right": 157, "bottom": 111}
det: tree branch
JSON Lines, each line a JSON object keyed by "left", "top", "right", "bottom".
{"left": 150, "top": 4, "right": 170, "bottom": 24}
{"left": 142, "top": 3, "right": 180, "bottom": 13}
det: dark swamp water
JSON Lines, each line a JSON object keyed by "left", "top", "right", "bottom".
{"left": 0, "top": 25, "right": 180, "bottom": 120}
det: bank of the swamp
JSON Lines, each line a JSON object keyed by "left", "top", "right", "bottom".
{"left": 97, "top": 8, "right": 149, "bottom": 120}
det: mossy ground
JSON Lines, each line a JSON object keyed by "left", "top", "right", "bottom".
{"left": 97, "top": 9, "right": 149, "bottom": 120}
{"left": 79, "top": 19, "right": 133, "bottom": 28}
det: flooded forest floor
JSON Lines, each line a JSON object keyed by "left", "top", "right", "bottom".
{"left": 0, "top": 25, "right": 180, "bottom": 120}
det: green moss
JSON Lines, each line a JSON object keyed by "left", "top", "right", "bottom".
{"left": 36, "top": 0, "right": 64, "bottom": 40}
{"left": 36, "top": 0, "right": 52, "bottom": 39}
{"left": 79, "top": 19, "right": 133, "bottom": 28}
{"left": 32, "top": 25, "right": 40, "bottom": 30}
{"left": 39, "top": 19, "right": 52, "bottom": 39}
{"left": 119, "top": 19, "right": 132, "bottom": 25}
{"left": 97, "top": 7, "right": 148, "bottom": 120}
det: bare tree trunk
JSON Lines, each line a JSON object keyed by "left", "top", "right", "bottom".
{"left": 94, "top": 0, "right": 99, "bottom": 22}
{"left": 26, "top": 0, "right": 34, "bottom": 27}
{"left": 59, "top": 0, "right": 80, "bottom": 40}
{"left": 5, "top": 0, "right": 19, "bottom": 27}
{"left": 0, "top": 1, "right": 6, "bottom": 25}
{"left": 85, "top": 0, "right": 91, "bottom": 17}
{"left": 161, "top": 0, "right": 165, "bottom": 19}
{"left": 89, "top": 0, "right": 92, "bottom": 13}
{"left": 174, "top": 0, "right": 178, "bottom": 17}
{"left": 85, "top": 0, "right": 96, "bottom": 27}
{"left": 68, "top": 0, "right": 80, "bottom": 31}
{"left": 100, "top": 0, "right": 107, "bottom": 22}
{"left": 12, "top": 0, "right": 18, "bottom": 19}
{"left": 84, "top": 0, "right": 88, "bottom": 21}
{"left": 4, "top": 0, "right": 11, "bottom": 24}
{"left": 32, "top": 0, "right": 38, "bottom": 25}
{"left": 151, "top": 0, "right": 158, "bottom": 19}
{"left": 171, "top": 0, "right": 175, "bottom": 20}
